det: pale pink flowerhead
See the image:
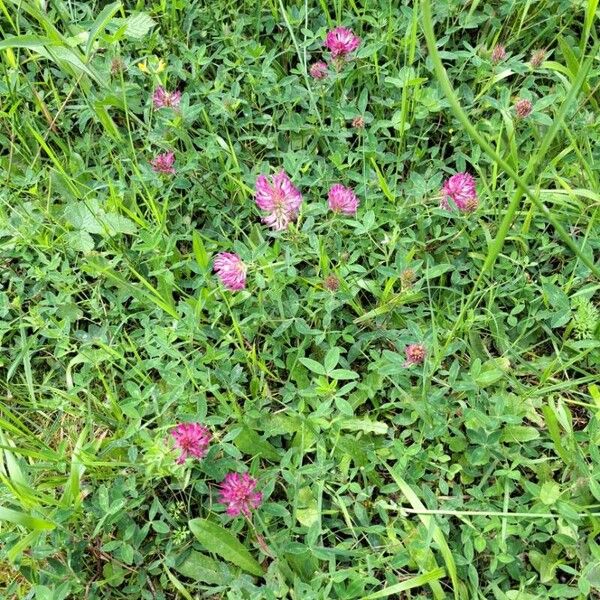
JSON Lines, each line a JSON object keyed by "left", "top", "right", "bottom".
{"left": 153, "top": 86, "right": 181, "bottom": 109}
{"left": 328, "top": 184, "right": 359, "bottom": 215}
{"left": 404, "top": 344, "right": 426, "bottom": 367}
{"left": 255, "top": 171, "right": 303, "bottom": 230}
{"left": 491, "top": 44, "right": 506, "bottom": 64}
{"left": 214, "top": 252, "right": 246, "bottom": 291}
{"left": 352, "top": 115, "right": 365, "bottom": 129}
{"left": 219, "top": 472, "right": 262, "bottom": 518}
{"left": 324, "top": 27, "right": 361, "bottom": 58}
{"left": 440, "top": 172, "right": 478, "bottom": 212}
{"left": 171, "top": 422, "right": 212, "bottom": 464}
{"left": 151, "top": 151, "right": 176, "bottom": 175}
{"left": 309, "top": 61, "right": 328, "bottom": 80}
{"left": 514, "top": 98, "right": 533, "bottom": 119}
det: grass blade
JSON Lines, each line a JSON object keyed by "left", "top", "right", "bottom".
{"left": 0, "top": 506, "right": 54, "bottom": 530}
{"left": 386, "top": 464, "right": 463, "bottom": 600}
{"left": 360, "top": 567, "right": 446, "bottom": 599}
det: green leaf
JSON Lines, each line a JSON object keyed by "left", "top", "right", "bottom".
{"left": 91, "top": 101, "right": 122, "bottom": 140}
{"left": 0, "top": 34, "right": 53, "bottom": 53}
{"left": 329, "top": 369, "right": 359, "bottom": 380}
{"left": 542, "top": 405, "right": 571, "bottom": 464}
{"left": 151, "top": 520, "right": 170, "bottom": 533}
{"left": 500, "top": 425, "right": 540, "bottom": 443}
{"left": 542, "top": 283, "right": 571, "bottom": 328}
{"left": 85, "top": 1, "right": 122, "bottom": 56}
{"left": 296, "top": 487, "right": 319, "bottom": 527}
{"left": 474, "top": 369, "right": 505, "bottom": 388}
{"left": 299, "top": 357, "right": 327, "bottom": 376}
{"left": 324, "top": 347, "right": 340, "bottom": 373}
{"left": 581, "top": 561, "right": 600, "bottom": 593}
{"left": 0, "top": 36, "right": 102, "bottom": 84}
{"left": 103, "top": 213, "right": 137, "bottom": 235}
{"left": 122, "top": 13, "right": 156, "bottom": 39}
{"left": 589, "top": 479, "right": 600, "bottom": 502}
{"left": 340, "top": 418, "right": 388, "bottom": 435}
{"left": 334, "top": 397, "right": 354, "bottom": 416}
{"left": 46, "top": 45, "right": 102, "bottom": 82}
{"left": 63, "top": 200, "right": 136, "bottom": 236}
{"left": 193, "top": 231, "right": 210, "bottom": 270}
{"left": 65, "top": 230, "right": 94, "bottom": 253}
{"left": 425, "top": 263, "right": 454, "bottom": 279}
{"left": 172, "top": 551, "right": 226, "bottom": 585}
{"left": 234, "top": 426, "right": 280, "bottom": 461}
{"left": 540, "top": 481, "right": 561, "bottom": 505}
{"left": 335, "top": 436, "right": 368, "bottom": 467}
{"left": 0, "top": 506, "right": 55, "bottom": 530}
{"left": 188, "top": 519, "right": 263, "bottom": 577}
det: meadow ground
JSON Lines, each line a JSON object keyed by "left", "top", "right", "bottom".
{"left": 1, "top": 0, "right": 599, "bottom": 598}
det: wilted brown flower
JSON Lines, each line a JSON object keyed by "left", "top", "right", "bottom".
{"left": 324, "top": 275, "right": 340, "bottom": 291}
{"left": 514, "top": 98, "right": 533, "bottom": 119}
{"left": 491, "top": 44, "right": 506, "bottom": 64}
{"left": 530, "top": 49, "right": 546, "bottom": 68}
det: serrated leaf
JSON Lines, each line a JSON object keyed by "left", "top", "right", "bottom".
{"left": 540, "top": 481, "right": 560, "bottom": 505}
{"left": 123, "top": 13, "right": 156, "bottom": 39}
{"left": 64, "top": 201, "right": 103, "bottom": 233}
{"left": 65, "top": 230, "right": 94, "bottom": 253}
{"left": 188, "top": 519, "right": 263, "bottom": 577}
{"left": 63, "top": 200, "right": 136, "bottom": 236}
{"left": 103, "top": 213, "right": 137, "bottom": 235}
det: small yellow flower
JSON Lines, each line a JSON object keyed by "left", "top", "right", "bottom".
{"left": 138, "top": 57, "right": 166, "bottom": 75}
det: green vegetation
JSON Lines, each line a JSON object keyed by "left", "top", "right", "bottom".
{"left": 0, "top": 0, "right": 599, "bottom": 598}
